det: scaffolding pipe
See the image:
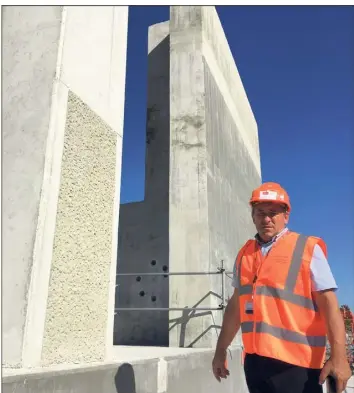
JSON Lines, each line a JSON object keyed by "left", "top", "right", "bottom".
{"left": 116, "top": 271, "right": 227, "bottom": 276}
{"left": 221, "top": 260, "right": 225, "bottom": 316}
{"left": 115, "top": 264, "right": 233, "bottom": 313}
{"left": 115, "top": 306, "right": 224, "bottom": 312}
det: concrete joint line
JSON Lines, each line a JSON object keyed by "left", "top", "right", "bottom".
{"left": 157, "top": 358, "right": 168, "bottom": 393}
{"left": 55, "top": 6, "right": 67, "bottom": 82}
{"left": 105, "top": 127, "right": 123, "bottom": 360}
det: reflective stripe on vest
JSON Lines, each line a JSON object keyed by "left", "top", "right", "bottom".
{"left": 238, "top": 233, "right": 327, "bottom": 369}
{"left": 241, "top": 321, "right": 326, "bottom": 347}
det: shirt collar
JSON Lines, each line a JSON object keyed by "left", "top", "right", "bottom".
{"left": 255, "top": 227, "right": 289, "bottom": 246}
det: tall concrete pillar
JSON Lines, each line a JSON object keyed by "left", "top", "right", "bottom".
{"left": 115, "top": 5, "right": 261, "bottom": 349}
{"left": 2, "top": 5, "right": 128, "bottom": 368}
{"left": 169, "top": 6, "right": 261, "bottom": 347}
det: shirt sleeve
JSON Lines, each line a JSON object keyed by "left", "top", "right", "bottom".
{"left": 310, "top": 244, "right": 338, "bottom": 292}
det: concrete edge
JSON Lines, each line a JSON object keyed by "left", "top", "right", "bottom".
{"left": 161, "top": 345, "right": 242, "bottom": 362}
{"left": 2, "top": 358, "right": 160, "bottom": 381}
{"left": 21, "top": 5, "right": 69, "bottom": 367}
{"left": 105, "top": 5, "right": 129, "bottom": 361}
{"left": 3, "top": 346, "right": 243, "bottom": 379}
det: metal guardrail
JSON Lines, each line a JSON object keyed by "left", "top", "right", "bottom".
{"left": 115, "top": 261, "right": 233, "bottom": 313}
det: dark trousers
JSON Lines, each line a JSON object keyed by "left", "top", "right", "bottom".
{"left": 244, "top": 354, "right": 323, "bottom": 393}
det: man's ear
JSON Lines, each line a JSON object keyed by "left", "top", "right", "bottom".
{"left": 284, "top": 211, "right": 290, "bottom": 225}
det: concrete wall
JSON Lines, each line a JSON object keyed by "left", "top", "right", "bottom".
{"left": 169, "top": 6, "right": 261, "bottom": 347}
{"left": 169, "top": 6, "right": 213, "bottom": 348}
{"left": 2, "top": 6, "right": 128, "bottom": 368}
{"left": 115, "top": 5, "right": 261, "bottom": 349}
{"left": 2, "top": 5, "right": 64, "bottom": 368}
{"left": 3, "top": 347, "right": 249, "bottom": 393}
{"left": 202, "top": 6, "right": 262, "bottom": 343}
{"left": 114, "top": 22, "right": 170, "bottom": 346}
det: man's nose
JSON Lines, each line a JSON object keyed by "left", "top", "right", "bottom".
{"left": 262, "top": 215, "right": 272, "bottom": 224}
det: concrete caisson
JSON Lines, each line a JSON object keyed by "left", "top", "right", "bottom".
{"left": 2, "top": 5, "right": 129, "bottom": 369}
{"left": 115, "top": 6, "right": 261, "bottom": 349}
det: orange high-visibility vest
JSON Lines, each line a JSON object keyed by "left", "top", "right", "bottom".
{"left": 236, "top": 231, "right": 327, "bottom": 369}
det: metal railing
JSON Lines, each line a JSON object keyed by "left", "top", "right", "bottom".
{"left": 115, "top": 261, "right": 233, "bottom": 313}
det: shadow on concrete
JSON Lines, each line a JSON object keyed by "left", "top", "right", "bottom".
{"left": 115, "top": 363, "right": 136, "bottom": 393}
{"left": 168, "top": 290, "right": 222, "bottom": 347}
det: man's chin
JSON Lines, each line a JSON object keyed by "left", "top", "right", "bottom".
{"left": 260, "top": 230, "right": 275, "bottom": 241}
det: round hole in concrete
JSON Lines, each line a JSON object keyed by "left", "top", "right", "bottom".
{"left": 162, "top": 265, "right": 168, "bottom": 272}
{"left": 151, "top": 296, "right": 157, "bottom": 302}
{"left": 136, "top": 276, "right": 142, "bottom": 282}
{"left": 151, "top": 260, "right": 157, "bottom": 266}
{"left": 139, "top": 290, "right": 145, "bottom": 297}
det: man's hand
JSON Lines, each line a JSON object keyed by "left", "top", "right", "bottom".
{"left": 319, "top": 357, "right": 352, "bottom": 392}
{"left": 314, "top": 289, "right": 352, "bottom": 392}
{"left": 212, "top": 348, "right": 230, "bottom": 382}
{"left": 212, "top": 288, "right": 240, "bottom": 382}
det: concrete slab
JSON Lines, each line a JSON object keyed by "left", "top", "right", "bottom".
{"left": 2, "top": 347, "right": 248, "bottom": 393}
{"left": 2, "top": 359, "right": 159, "bottom": 393}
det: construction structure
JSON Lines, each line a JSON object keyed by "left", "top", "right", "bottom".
{"left": 115, "top": 6, "right": 261, "bottom": 349}
{"left": 2, "top": 1, "right": 128, "bottom": 374}
{"left": 3, "top": 5, "right": 259, "bottom": 393}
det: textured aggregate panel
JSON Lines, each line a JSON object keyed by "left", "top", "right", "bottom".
{"left": 42, "top": 91, "right": 117, "bottom": 364}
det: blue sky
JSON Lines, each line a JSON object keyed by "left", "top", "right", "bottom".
{"left": 120, "top": 6, "right": 354, "bottom": 309}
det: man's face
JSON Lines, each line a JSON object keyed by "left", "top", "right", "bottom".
{"left": 252, "top": 202, "right": 289, "bottom": 242}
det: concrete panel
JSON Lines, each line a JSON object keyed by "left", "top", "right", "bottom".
{"left": 204, "top": 60, "right": 261, "bottom": 342}
{"left": 2, "top": 5, "right": 129, "bottom": 368}
{"left": 169, "top": 6, "right": 261, "bottom": 348}
{"left": 2, "top": 5, "right": 63, "bottom": 367}
{"left": 165, "top": 347, "right": 248, "bottom": 393}
{"left": 201, "top": 7, "right": 260, "bottom": 168}
{"left": 60, "top": 6, "right": 129, "bottom": 135}
{"left": 169, "top": 6, "right": 212, "bottom": 348}
{"left": 41, "top": 91, "right": 117, "bottom": 365}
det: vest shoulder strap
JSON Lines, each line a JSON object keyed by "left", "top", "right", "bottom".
{"left": 305, "top": 235, "right": 328, "bottom": 258}
{"left": 235, "top": 239, "right": 255, "bottom": 269}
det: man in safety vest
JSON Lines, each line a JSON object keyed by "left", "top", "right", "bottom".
{"left": 212, "top": 182, "right": 351, "bottom": 393}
